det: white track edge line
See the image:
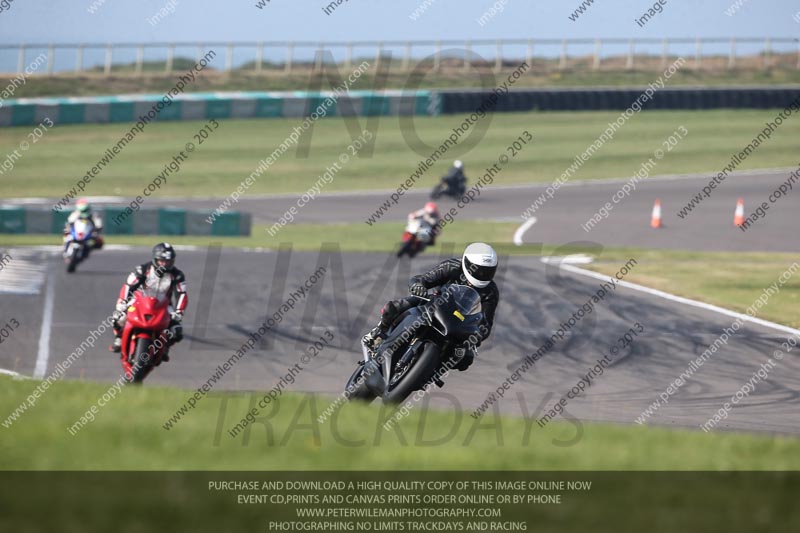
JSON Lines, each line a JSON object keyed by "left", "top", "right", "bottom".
{"left": 513, "top": 217, "right": 537, "bottom": 246}
{"left": 33, "top": 267, "right": 55, "bottom": 379}
{"left": 558, "top": 262, "right": 800, "bottom": 337}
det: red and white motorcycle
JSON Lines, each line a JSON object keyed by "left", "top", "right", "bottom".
{"left": 396, "top": 217, "right": 434, "bottom": 258}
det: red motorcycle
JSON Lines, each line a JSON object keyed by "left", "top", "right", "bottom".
{"left": 396, "top": 217, "right": 434, "bottom": 258}
{"left": 120, "top": 287, "right": 172, "bottom": 383}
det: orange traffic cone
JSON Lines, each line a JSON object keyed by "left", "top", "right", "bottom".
{"left": 734, "top": 198, "right": 745, "bottom": 227}
{"left": 650, "top": 199, "right": 662, "bottom": 229}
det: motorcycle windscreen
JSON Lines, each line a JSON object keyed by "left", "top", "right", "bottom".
{"left": 72, "top": 220, "right": 93, "bottom": 240}
{"left": 433, "top": 285, "right": 483, "bottom": 340}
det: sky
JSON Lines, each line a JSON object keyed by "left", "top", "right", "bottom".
{"left": 0, "top": 0, "right": 797, "bottom": 71}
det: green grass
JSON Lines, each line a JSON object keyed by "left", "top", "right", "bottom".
{"left": 1, "top": 109, "right": 798, "bottom": 198}
{"left": 586, "top": 248, "right": 800, "bottom": 329}
{"left": 1, "top": 376, "right": 798, "bottom": 470}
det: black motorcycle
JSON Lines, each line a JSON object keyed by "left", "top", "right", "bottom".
{"left": 430, "top": 176, "right": 466, "bottom": 200}
{"left": 345, "top": 284, "right": 483, "bottom": 404}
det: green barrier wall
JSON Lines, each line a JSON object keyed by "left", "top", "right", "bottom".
{"left": 0, "top": 91, "right": 433, "bottom": 127}
{"left": 0, "top": 206, "right": 26, "bottom": 234}
{"left": 0, "top": 206, "right": 250, "bottom": 236}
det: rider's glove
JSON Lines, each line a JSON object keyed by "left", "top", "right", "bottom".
{"left": 170, "top": 311, "right": 183, "bottom": 323}
{"left": 113, "top": 301, "right": 129, "bottom": 321}
{"left": 409, "top": 283, "right": 427, "bottom": 298}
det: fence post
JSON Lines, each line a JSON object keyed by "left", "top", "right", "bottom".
{"left": 526, "top": 39, "right": 533, "bottom": 69}
{"left": 694, "top": 37, "right": 701, "bottom": 70}
{"left": 315, "top": 43, "right": 323, "bottom": 70}
{"left": 226, "top": 43, "right": 234, "bottom": 72}
{"left": 75, "top": 45, "right": 84, "bottom": 74}
{"left": 376, "top": 41, "right": 383, "bottom": 71}
{"left": 626, "top": 39, "right": 634, "bottom": 70}
{"left": 135, "top": 45, "right": 144, "bottom": 76}
{"left": 16, "top": 44, "right": 25, "bottom": 75}
{"left": 593, "top": 39, "right": 600, "bottom": 70}
{"left": 728, "top": 37, "right": 736, "bottom": 70}
{"left": 47, "top": 44, "right": 54, "bottom": 75}
{"left": 104, "top": 43, "right": 113, "bottom": 76}
{"left": 661, "top": 38, "right": 668, "bottom": 69}
{"left": 403, "top": 42, "right": 411, "bottom": 71}
{"left": 165, "top": 44, "right": 174, "bottom": 73}
{"left": 286, "top": 42, "right": 294, "bottom": 73}
{"left": 255, "top": 42, "right": 263, "bottom": 72}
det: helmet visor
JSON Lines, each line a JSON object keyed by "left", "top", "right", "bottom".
{"left": 463, "top": 256, "right": 496, "bottom": 284}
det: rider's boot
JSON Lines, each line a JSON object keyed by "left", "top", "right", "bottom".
{"left": 109, "top": 324, "right": 122, "bottom": 353}
{"left": 109, "top": 337, "right": 121, "bottom": 353}
{"left": 362, "top": 326, "right": 385, "bottom": 356}
{"left": 362, "top": 301, "right": 402, "bottom": 355}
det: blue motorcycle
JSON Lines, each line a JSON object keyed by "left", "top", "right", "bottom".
{"left": 63, "top": 218, "right": 100, "bottom": 273}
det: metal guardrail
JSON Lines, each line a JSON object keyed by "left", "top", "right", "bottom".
{"left": 1, "top": 37, "right": 798, "bottom": 76}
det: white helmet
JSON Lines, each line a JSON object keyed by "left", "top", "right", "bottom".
{"left": 453, "top": 160, "right": 463, "bottom": 169}
{"left": 461, "top": 243, "right": 497, "bottom": 288}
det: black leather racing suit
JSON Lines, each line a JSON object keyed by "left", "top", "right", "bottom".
{"left": 378, "top": 258, "right": 499, "bottom": 370}
{"left": 442, "top": 167, "right": 466, "bottom": 193}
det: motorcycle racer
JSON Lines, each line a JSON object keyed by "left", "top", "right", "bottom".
{"left": 109, "top": 243, "right": 187, "bottom": 361}
{"left": 363, "top": 242, "right": 499, "bottom": 371}
{"left": 63, "top": 198, "right": 104, "bottom": 253}
{"left": 405, "top": 202, "right": 441, "bottom": 246}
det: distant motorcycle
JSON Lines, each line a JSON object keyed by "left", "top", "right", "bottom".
{"left": 119, "top": 288, "right": 172, "bottom": 383}
{"left": 63, "top": 219, "right": 99, "bottom": 273}
{"left": 345, "top": 284, "right": 483, "bottom": 404}
{"left": 397, "top": 217, "right": 434, "bottom": 258}
{"left": 430, "top": 176, "right": 466, "bottom": 200}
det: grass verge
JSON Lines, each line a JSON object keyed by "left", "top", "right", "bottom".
{"left": 585, "top": 248, "right": 800, "bottom": 329}
{"left": 1, "top": 110, "right": 798, "bottom": 198}
{"left": 1, "top": 375, "right": 798, "bottom": 470}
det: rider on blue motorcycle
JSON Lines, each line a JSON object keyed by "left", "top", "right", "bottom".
{"left": 63, "top": 198, "right": 104, "bottom": 253}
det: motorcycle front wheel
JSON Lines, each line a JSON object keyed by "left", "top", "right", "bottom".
{"left": 65, "top": 245, "right": 80, "bottom": 273}
{"left": 382, "top": 342, "right": 440, "bottom": 404}
{"left": 130, "top": 338, "right": 155, "bottom": 383}
{"left": 397, "top": 240, "right": 416, "bottom": 258}
{"left": 344, "top": 362, "right": 377, "bottom": 403}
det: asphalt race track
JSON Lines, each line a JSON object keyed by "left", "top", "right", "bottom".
{"left": 2, "top": 245, "right": 798, "bottom": 435}
{"left": 8, "top": 168, "right": 800, "bottom": 252}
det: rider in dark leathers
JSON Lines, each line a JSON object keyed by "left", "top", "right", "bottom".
{"left": 363, "top": 243, "right": 499, "bottom": 371}
{"left": 440, "top": 160, "right": 467, "bottom": 195}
